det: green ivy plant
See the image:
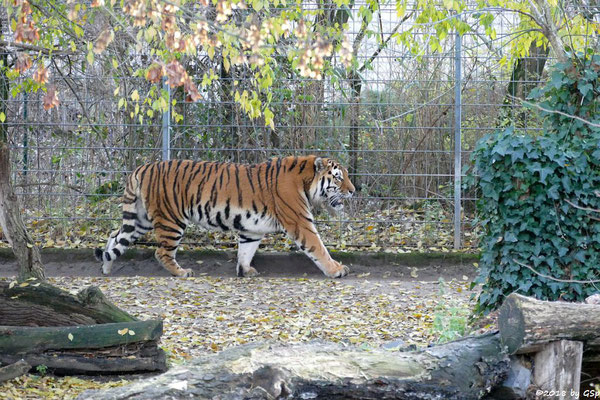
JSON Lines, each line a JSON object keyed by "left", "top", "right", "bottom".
{"left": 467, "top": 54, "right": 600, "bottom": 314}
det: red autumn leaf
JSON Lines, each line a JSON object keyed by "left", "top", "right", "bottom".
{"left": 33, "top": 66, "right": 49, "bottom": 84}
{"left": 165, "top": 60, "right": 186, "bottom": 87}
{"left": 93, "top": 29, "right": 115, "bottom": 54}
{"left": 145, "top": 63, "right": 164, "bottom": 83}
{"left": 14, "top": 19, "right": 39, "bottom": 43}
{"left": 184, "top": 76, "right": 202, "bottom": 102}
{"left": 15, "top": 53, "right": 32, "bottom": 73}
{"left": 43, "top": 86, "right": 60, "bottom": 110}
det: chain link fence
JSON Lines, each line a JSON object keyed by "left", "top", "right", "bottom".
{"left": 3, "top": 2, "right": 552, "bottom": 253}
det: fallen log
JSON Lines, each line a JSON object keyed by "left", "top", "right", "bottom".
{"left": 0, "top": 280, "right": 166, "bottom": 373}
{"left": 498, "top": 293, "right": 600, "bottom": 354}
{"left": 0, "top": 360, "right": 30, "bottom": 383}
{"left": 0, "top": 281, "right": 136, "bottom": 326}
{"left": 79, "top": 333, "right": 511, "bottom": 400}
{"left": 0, "top": 320, "right": 162, "bottom": 353}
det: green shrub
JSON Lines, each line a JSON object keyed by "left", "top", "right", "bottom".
{"left": 431, "top": 278, "right": 471, "bottom": 343}
{"left": 468, "top": 55, "right": 600, "bottom": 314}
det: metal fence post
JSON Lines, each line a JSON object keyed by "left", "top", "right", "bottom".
{"left": 162, "top": 78, "right": 171, "bottom": 161}
{"left": 453, "top": 24, "right": 462, "bottom": 250}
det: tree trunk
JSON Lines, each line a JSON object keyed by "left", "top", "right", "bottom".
{"left": 78, "top": 333, "right": 510, "bottom": 400}
{"left": 0, "top": 134, "right": 45, "bottom": 281}
{"left": 507, "top": 42, "right": 549, "bottom": 101}
{"left": 498, "top": 293, "right": 600, "bottom": 354}
{"left": 499, "top": 42, "right": 549, "bottom": 128}
{"left": 0, "top": 31, "right": 44, "bottom": 281}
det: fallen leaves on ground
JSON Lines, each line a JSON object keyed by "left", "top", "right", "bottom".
{"left": 0, "top": 275, "right": 478, "bottom": 399}
{"left": 6, "top": 201, "right": 480, "bottom": 253}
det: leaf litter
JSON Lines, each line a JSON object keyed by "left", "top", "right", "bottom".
{"left": 0, "top": 274, "right": 478, "bottom": 399}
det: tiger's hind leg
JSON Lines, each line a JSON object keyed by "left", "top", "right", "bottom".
{"left": 236, "top": 234, "right": 263, "bottom": 277}
{"left": 154, "top": 222, "right": 193, "bottom": 277}
{"left": 96, "top": 199, "right": 152, "bottom": 275}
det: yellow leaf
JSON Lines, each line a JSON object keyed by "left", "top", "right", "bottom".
{"left": 118, "top": 328, "right": 129, "bottom": 336}
{"left": 8, "top": 281, "right": 16, "bottom": 289}
{"left": 0, "top": 112, "right": 5, "bottom": 123}
{"left": 19, "top": 282, "right": 29, "bottom": 287}
{"left": 128, "top": 330, "right": 135, "bottom": 336}
{"left": 68, "top": 333, "right": 74, "bottom": 341}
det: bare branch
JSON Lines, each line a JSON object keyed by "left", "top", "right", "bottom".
{"left": 0, "top": 41, "right": 72, "bottom": 56}
{"left": 564, "top": 199, "right": 600, "bottom": 221}
{"left": 358, "top": 12, "right": 413, "bottom": 74}
{"left": 513, "top": 258, "right": 600, "bottom": 284}
{"left": 507, "top": 94, "right": 600, "bottom": 128}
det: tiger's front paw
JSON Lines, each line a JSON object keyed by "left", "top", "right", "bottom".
{"left": 237, "top": 264, "right": 259, "bottom": 277}
{"left": 176, "top": 268, "right": 195, "bottom": 278}
{"left": 325, "top": 262, "right": 349, "bottom": 278}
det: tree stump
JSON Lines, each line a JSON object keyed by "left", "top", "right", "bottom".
{"left": 498, "top": 293, "right": 600, "bottom": 399}
{"left": 498, "top": 293, "right": 600, "bottom": 354}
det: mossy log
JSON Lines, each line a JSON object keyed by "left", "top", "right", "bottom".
{"left": 0, "top": 281, "right": 166, "bottom": 373}
{"left": 498, "top": 293, "right": 600, "bottom": 354}
{"left": 79, "top": 333, "right": 510, "bottom": 400}
{"left": 0, "top": 281, "right": 136, "bottom": 326}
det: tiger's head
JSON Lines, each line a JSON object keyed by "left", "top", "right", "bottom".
{"left": 308, "top": 157, "right": 355, "bottom": 214}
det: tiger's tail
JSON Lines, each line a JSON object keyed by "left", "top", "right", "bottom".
{"left": 95, "top": 171, "right": 153, "bottom": 274}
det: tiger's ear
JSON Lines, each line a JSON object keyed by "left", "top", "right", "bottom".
{"left": 314, "top": 157, "right": 326, "bottom": 173}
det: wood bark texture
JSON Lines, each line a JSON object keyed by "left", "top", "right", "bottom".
{"left": 533, "top": 340, "right": 582, "bottom": 400}
{"left": 0, "top": 282, "right": 166, "bottom": 373}
{"left": 0, "top": 145, "right": 45, "bottom": 280}
{"left": 79, "top": 333, "right": 510, "bottom": 400}
{"left": 0, "top": 281, "right": 137, "bottom": 326}
{"left": 498, "top": 293, "right": 600, "bottom": 354}
{"left": 0, "top": 360, "right": 31, "bottom": 383}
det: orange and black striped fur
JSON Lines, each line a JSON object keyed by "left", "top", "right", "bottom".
{"left": 95, "top": 155, "right": 355, "bottom": 278}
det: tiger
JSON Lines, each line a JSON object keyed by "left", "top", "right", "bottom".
{"left": 95, "top": 155, "right": 355, "bottom": 278}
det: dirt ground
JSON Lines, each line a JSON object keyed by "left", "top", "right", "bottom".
{"left": 0, "top": 248, "right": 478, "bottom": 281}
{"left": 0, "top": 248, "right": 483, "bottom": 399}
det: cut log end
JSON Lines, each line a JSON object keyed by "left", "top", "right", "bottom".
{"left": 498, "top": 294, "right": 527, "bottom": 354}
{"left": 498, "top": 293, "right": 600, "bottom": 354}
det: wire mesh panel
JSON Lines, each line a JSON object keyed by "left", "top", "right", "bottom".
{"left": 2, "top": 1, "right": 555, "bottom": 253}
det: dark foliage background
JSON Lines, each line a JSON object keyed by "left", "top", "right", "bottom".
{"left": 469, "top": 54, "right": 600, "bottom": 313}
